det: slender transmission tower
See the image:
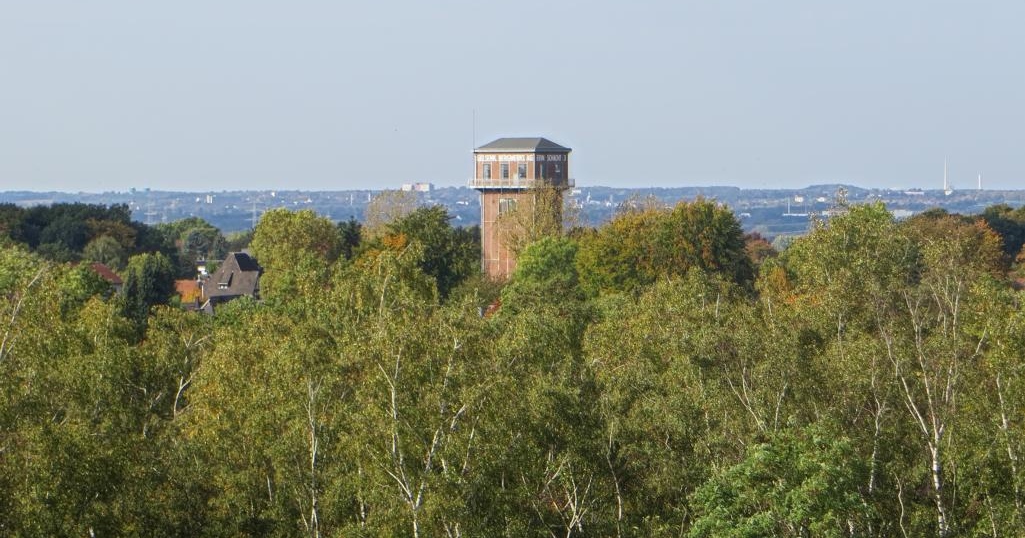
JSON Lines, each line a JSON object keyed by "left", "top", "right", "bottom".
{"left": 250, "top": 198, "right": 262, "bottom": 229}
{"left": 943, "top": 158, "right": 953, "bottom": 196}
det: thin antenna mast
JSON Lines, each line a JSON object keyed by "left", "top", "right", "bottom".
{"left": 250, "top": 198, "right": 260, "bottom": 229}
{"left": 943, "top": 157, "right": 953, "bottom": 196}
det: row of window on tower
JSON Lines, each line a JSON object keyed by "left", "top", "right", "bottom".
{"left": 481, "top": 163, "right": 524, "bottom": 180}
{"left": 481, "top": 162, "right": 561, "bottom": 180}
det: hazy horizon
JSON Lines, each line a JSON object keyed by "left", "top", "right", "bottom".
{"left": 5, "top": 182, "right": 1022, "bottom": 197}
{"left": 3, "top": 1, "right": 1023, "bottom": 192}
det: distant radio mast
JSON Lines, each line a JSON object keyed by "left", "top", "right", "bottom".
{"left": 250, "top": 199, "right": 261, "bottom": 229}
{"left": 943, "top": 158, "right": 953, "bottom": 196}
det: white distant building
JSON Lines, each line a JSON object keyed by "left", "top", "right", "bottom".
{"left": 401, "top": 182, "right": 433, "bottom": 192}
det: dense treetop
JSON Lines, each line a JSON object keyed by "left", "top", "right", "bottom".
{"left": 1, "top": 197, "right": 1025, "bottom": 536}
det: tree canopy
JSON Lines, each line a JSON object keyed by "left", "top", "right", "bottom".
{"left": 3, "top": 199, "right": 1025, "bottom": 536}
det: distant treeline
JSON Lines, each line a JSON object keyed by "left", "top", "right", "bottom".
{"left": 3, "top": 198, "right": 1025, "bottom": 535}
{"left": 0, "top": 202, "right": 256, "bottom": 275}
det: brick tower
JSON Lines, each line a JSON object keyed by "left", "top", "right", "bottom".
{"left": 470, "top": 137, "right": 572, "bottom": 279}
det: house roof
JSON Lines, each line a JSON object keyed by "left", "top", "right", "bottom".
{"left": 232, "top": 252, "right": 261, "bottom": 272}
{"left": 474, "top": 137, "right": 570, "bottom": 153}
{"left": 175, "top": 279, "right": 200, "bottom": 296}
{"left": 205, "top": 252, "right": 262, "bottom": 301}
{"left": 175, "top": 279, "right": 202, "bottom": 305}
{"left": 89, "top": 262, "right": 123, "bottom": 285}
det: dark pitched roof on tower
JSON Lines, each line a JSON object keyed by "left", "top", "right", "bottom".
{"left": 475, "top": 137, "right": 570, "bottom": 153}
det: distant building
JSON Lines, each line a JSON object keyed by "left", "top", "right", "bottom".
{"left": 200, "top": 252, "right": 262, "bottom": 312}
{"left": 401, "top": 182, "right": 433, "bottom": 193}
{"left": 470, "top": 137, "right": 572, "bottom": 279}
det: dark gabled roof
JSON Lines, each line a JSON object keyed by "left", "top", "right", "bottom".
{"left": 205, "top": 252, "right": 262, "bottom": 301}
{"left": 474, "top": 137, "right": 570, "bottom": 153}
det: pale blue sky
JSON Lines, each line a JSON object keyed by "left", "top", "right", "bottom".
{"left": 1, "top": 0, "right": 1023, "bottom": 192}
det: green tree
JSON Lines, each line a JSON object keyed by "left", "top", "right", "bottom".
{"left": 225, "top": 228, "right": 254, "bottom": 252}
{"left": 385, "top": 206, "right": 479, "bottom": 299}
{"left": 20, "top": 203, "right": 133, "bottom": 253}
{"left": 585, "top": 267, "right": 822, "bottom": 536}
{"left": 0, "top": 242, "right": 200, "bottom": 534}
{"left": 577, "top": 198, "right": 752, "bottom": 296}
{"left": 501, "top": 236, "right": 581, "bottom": 311}
{"left": 885, "top": 213, "right": 1004, "bottom": 536}
{"left": 653, "top": 198, "right": 752, "bottom": 285}
{"left": 363, "top": 190, "right": 418, "bottom": 240}
{"left": 979, "top": 203, "right": 1025, "bottom": 263}
{"left": 777, "top": 203, "right": 918, "bottom": 533}
{"left": 120, "top": 252, "right": 176, "bottom": 328}
{"left": 689, "top": 425, "right": 867, "bottom": 537}
{"left": 965, "top": 278, "right": 1025, "bottom": 530}
{"left": 249, "top": 208, "right": 342, "bottom": 302}
{"left": 575, "top": 207, "right": 663, "bottom": 295}
{"left": 86, "top": 217, "right": 138, "bottom": 252}
{"left": 82, "top": 235, "right": 127, "bottom": 270}
{"left": 154, "top": 217, "right": 229, "bottom": 276}
{"left": 478, "top": 236, "right": 614, "bottom": 536}
{"left": 0, "top": 203, "right": 27, "bottom": 244}
{"left": 337, "top": 216, "right": 362, "bottom": 260}
{"left": 186, "top": 304, "right": 356, "bottom": 536}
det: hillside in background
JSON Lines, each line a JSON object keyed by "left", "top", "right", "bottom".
{"left": 4, "top": 185, "right": 1024, "bottom": 238}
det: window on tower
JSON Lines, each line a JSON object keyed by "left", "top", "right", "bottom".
{"left": 499, "top": 198, "right": 517, "bottom": 215}
{"left": 501, "top": 163, "right": 509, "bottom": 179}
{"left": 482, "top": 163, "right": 491, "bottom": 180}
{"left": 517, "top": 163, "right": 527, "bottom": 179}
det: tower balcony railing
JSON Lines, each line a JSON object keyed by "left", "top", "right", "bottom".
{"left": 468, "top": 177, "right": 575, "bottom": 189}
